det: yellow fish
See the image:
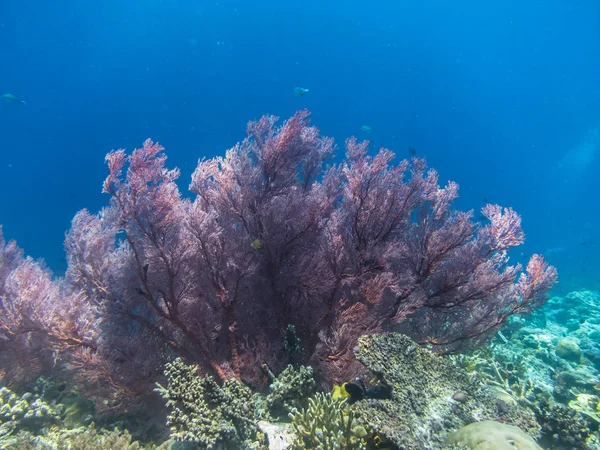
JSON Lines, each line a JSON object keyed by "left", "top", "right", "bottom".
{"left": 331, "top": 383, "right": 351, "bottom": 400}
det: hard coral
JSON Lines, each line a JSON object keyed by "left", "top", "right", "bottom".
{"left": 537, "top": 400, "right": 594, "bottom": 450}
{"left": 155, "top": 358, "right": 265, "bottom": 449}
{"left": 0, "top": 386, "right": 59, "bottom": 439}
{"left": 265, "top": 364, "right": 316, "bottom": 420}
{"left": 288, "top": 392, "right": 368, "bottom": 450}
{"left": 352, "top": 333, "right": 540, "bottom": 449}
{"left": 2, "top": 424, "right": 149, "bottom": 450}
{"left": 446, "top": 420, "right": 543, "bottom": 450}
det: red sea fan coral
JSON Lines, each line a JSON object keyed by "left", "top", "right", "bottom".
{"left": 0, "top": 111, "right": 557, "bottom": 405}
{"left": 0, "top": 227, "right": 99, "bottom": 388}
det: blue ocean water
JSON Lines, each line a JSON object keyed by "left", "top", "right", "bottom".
{"left": 0, "top": 0, "right": 598, "bottom": 293}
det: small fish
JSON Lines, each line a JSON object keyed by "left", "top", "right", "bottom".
{"left": 365, "top": 384, "right": 393, "bottom": 400}
{"left": 360, "top": 125, "right": 372, "bottom": 133}
{"left": 331, "top": 383, "right": 351, "bottom": 400}
{"left": 344, "top": 378, "right": 366, "bottom": 400}
{"left": 408, "top": 147, "right": 417, "bottom": 157}
{"left": 250, "top": 238, "right": 262, "bottom": 250}
{"left": 2, "top": 93, "right": 26, "bottom": 105}
{"left": 339, "top": 377, "right": 393, "bottom": 402}
{"left": 293, "top": 86, "right": 309, "bottom": 97}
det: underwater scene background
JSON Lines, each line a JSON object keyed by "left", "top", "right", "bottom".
{"left": 0, "top": 1, "right": 599, "bottom": 449}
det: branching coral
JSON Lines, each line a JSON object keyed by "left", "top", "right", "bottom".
{"left": 451, "top": 350, "right": 538, "bottom": 407}
{"left": 288, "top": 392, "right": 368, "bottom": 450}
{"left": 265, "top": 364, "right": 316, "bottom": 420}
{"left": 482, "top": 359, "right": 537, "bottom": 407}
{"left": 0, "top": 386, "right": 59, "bottom": 439}
{"left": 155, "top": 358, "right": 265, "bottom": 449}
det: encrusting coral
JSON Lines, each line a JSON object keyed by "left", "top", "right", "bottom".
{"left": 351, "top": 333, "right": 541, "bottom": 449}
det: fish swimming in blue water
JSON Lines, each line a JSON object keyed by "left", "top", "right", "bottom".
{"left": 293, "top": 86, "right": 309, "bottom": 96}
{"left": 2, "top": 93, "right": 26, "bottom": 105}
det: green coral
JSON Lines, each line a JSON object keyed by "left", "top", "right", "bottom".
{"left": 2, "top": 424, "right": 152, "bottom": 450}
{"left": 284, "top": 324, "right": 304, "bottom": 366}
{"left": 289, "top": 392, "right": 367, "bottom": 450}
{"left": 155, "top": 358, "right": 266, "bottom": 449}
{"left": 30, "top": 377, "right": 96, "bottom": 430}
{"left": 57, "top": 425, "right": 145, "bottom": 450}
{"left": 0, "top": 383, "right": 154, "bottom": 449}
{"left": 266, "top": 364, "right": 316, "bottom": 419}
{"left": 0, "top": 385, "right": 59, "bottom": 438}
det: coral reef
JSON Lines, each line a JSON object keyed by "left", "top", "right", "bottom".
{"left": 0, "top": 110, "right": 571, "bottom": 449}
{"left": 0, "top": 383, "right": 159, "bottom": 450}
{"left": 446, "top": 420, "right": 543, "bottom": 450}
{"left": 536, "top": 400, "right": 593, "bottom": 449}
{"left": 0, "top": 110, "right": 556, "bottom": 409}
{"left": 0, "top": 385, "right": 59, "bottom": 438}
{"left": 351, "top": 333, "right": 541, "bottom": 449}
{"left": 450, "top": 346, "right": 542, "bottom": 409}
{"left": 155, "top": 358, "right": 266, "bottom": 449}
{"left": 265, "top": 364, "right": 316, "bottom": 420}
{"left": 288, "top": 392, "right": 368, "bottom": 450}
{"left": 456, "top": 290, "right": 600, "bottom": 448}
{"left": 3, "top": 424, "right": 148, "bottom": 450}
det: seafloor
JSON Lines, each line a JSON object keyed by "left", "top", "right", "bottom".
{"left": 1, "top": 290, "right": 599, "bottom": 449}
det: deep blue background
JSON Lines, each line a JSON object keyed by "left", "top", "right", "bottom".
{"left": 0, "top": 0, "right": 598, "bottom": 292}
